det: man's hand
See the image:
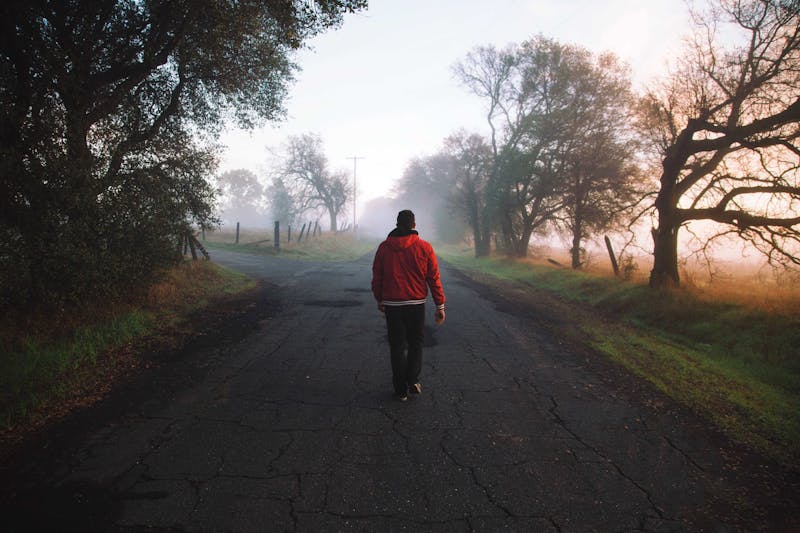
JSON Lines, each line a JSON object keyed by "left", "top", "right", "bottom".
{"left": 435, "top": 308, "right": 445, "bottom": 324}
{"left": 378, "top": 303, "right": 385, "bottom": 313}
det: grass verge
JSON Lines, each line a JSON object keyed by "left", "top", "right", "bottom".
{"left": 440, "top": 247, "right": 800, "bottom": 467}
{"left": 0, "top": 260, "right": 255, "bottom": 436}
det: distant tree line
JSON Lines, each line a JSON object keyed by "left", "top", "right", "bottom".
{"left": 0, "top": 0, "right": 366, "bottom": 311}
{"left": 394, "top": 0, "right": 800, "bottom": 288}
{"left": 217, "top": 133, "right": 351, "bottom": 235}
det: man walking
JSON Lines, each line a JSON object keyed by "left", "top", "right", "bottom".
{"left": 371, "top": 210, "right": 446, "bottom": 401}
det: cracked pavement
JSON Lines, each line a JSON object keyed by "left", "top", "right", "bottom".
{"left": 3, "top": 249, "right": 799, "bottom": 531}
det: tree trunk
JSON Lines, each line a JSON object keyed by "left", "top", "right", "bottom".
{"left": 571, "top": 230, "right": 582, "bottom": 269}
{"left": 571, "top": 213, "right": 583, "bottom": 269}
{"left": 499, "top": 212, "right": 515, "bottom": 256}
{"left": 475, "top": 235, "right": 491, "bottom": 257}
{"left": 650, "top": 159, "right": 683, "bottom": 288}
{"left": 469, "top": 197, "right": 490, "bottom": 257}
{"left": 649, "top": 222, "right": 680, "bottom": 288}
{"left": 329, "top": 211, "right": 337, "bottom": 233}
{"left": 513, "top": 225, "right": 533, "bottom": 257}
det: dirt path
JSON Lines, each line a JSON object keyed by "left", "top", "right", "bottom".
{"left": 3, "top": 250, "right": 798, "bottom": 531}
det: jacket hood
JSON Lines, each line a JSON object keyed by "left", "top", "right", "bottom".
{"left": 386, "top": 228, "right": 419, "bottom": 250}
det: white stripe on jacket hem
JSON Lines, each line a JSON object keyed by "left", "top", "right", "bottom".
{"left": 382, "top": 300, "right": 445, "bottom": 310}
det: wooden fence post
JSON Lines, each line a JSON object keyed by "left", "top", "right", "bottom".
{"left": 274, "top": 221, "right": 280, "bottom": 250}
{"left": 188, "top": 231, "right": 198, "bottom": 260}
{"left": 235, "top": 222, "right": 240, "bottom": 244}
{"left": 604, "top": 235, "right": 619, "bottom": 276}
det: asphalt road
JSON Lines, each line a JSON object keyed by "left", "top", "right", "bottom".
{"left": 4, "top": 249, "right": 799, "bottom": 531}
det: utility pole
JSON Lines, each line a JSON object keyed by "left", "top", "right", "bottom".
{"left": 347, "top": 156, "right": 365, "bottom": 235}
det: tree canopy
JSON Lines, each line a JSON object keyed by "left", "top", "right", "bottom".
{"left": 0, "top": 0, "right": 366, "bottom": 309}
{"left": 217, "top": 169, "right": 266, "bottom": 227}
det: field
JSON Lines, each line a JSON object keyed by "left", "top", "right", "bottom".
{"left": 203, "top": 227, "right": 378, "bottom": 261}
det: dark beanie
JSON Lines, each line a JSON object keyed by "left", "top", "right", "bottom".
{"left": 397, "top": 209, "right": 415, "bottom": 230}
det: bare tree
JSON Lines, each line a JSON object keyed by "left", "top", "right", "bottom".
{"left": 278, "top": 133, "right": 350, "bottom": 232}
{"left": 641, "top": 0, "right": 800, "bottom": 288}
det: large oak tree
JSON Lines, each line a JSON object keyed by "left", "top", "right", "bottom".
{"left": 642, "top": 0, "right": 800, "bottom": 288}
{"left": 0, "top": 0, "right": 365, "bottom": 308}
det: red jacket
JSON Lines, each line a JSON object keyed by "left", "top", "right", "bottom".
{"left": 372, "top": 229, "right": 445, "bottom": 309}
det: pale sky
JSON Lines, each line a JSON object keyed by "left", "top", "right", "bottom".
{"left": 219, "top": 0, "right": 692, "bottom": 222}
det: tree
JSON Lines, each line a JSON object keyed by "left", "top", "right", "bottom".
{"left": 266, "top": 176, "right": 299, "bottom": 229}
{"left": 394, "top": 152, "right": 467, "bottom": 243}
{"left": 278, "top": 133, "right": 350, "bottom": 232}
{"left": 641, "top": 0, "right": 800, "bottom": 288}
{"left": 441, "top": 132, "right": 493, "bottom": 255}
{"left": 453, "top": 44, "right": 524, "bottom": 255}
{"left": 561, "top": 130, "right": 641, "bottom": 268}
{"left": 455, "top": 37, "right": 634, "bottom": 257}
{"left": 218, "top": 169, "right": 265, "bottom": 226}
{"left": 0, "top": 0, "right": 366, "bottom": 308}
{"left": 553, "top": 53, "right": 640, "bottom": 269}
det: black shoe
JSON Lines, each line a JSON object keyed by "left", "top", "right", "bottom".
{"left": 394, "top": 391, "right": 408, "bottom": 402}
{"left": 409, "top": 383, "right": 422, "bottom": 395}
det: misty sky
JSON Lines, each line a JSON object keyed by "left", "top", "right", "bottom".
{"left": 220, "top": 0, "right": 692, "bottom": 221}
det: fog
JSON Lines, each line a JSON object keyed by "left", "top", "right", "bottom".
{"left": 357, "top": 196, "right": 446, "bottom": 241}
{"left": 219, "top": 0, "right": 689, "bottom": 210}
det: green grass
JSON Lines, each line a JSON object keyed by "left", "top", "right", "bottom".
{"left": 1, "top": 312, "right": 152, "bottom": 428}
{"left": 440, "top": 248, "right": 800, "bottom": 466}
{"left": 0, "top": 260, "right": 255, "bottom": 431}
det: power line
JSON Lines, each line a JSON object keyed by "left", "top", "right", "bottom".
{"left": 347, "top": 156, "right": 365, "bottom": 234}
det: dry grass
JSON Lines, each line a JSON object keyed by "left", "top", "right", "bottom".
{"left": 146, "top": 260, "right": 250, "bottom": 307}
{"left": 204, "top": 228, "right": 378, "bottom": 262}
{"left": 680, "top": 268, "right": 800, "bottom": 316}
{"left": 204, "top": 226, "right": 274, "bottom": 246}
{"left": 515, "top": 244, "right": 800, "bottom": 316}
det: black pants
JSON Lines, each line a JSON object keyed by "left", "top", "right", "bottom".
{"left": 384, "top": 304, "right": 425, "bottom": 395}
